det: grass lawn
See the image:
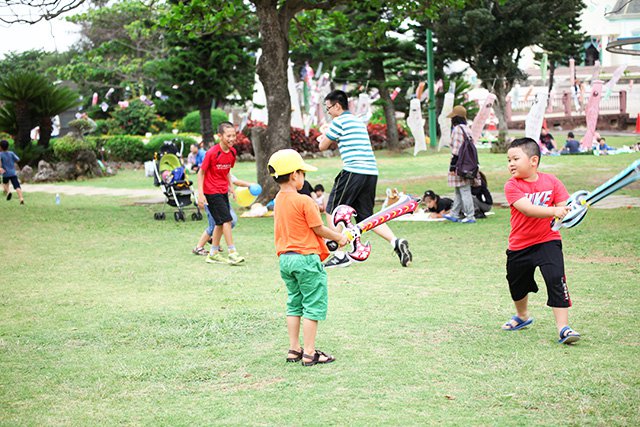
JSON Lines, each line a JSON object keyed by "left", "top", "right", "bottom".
{"left": 2, "top": 148, "right": 639, "bottom": 425}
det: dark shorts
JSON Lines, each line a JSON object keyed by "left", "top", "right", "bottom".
{"left": 2, "top": 176, "right": 20, "bottom": 189}
{"left": 506, "top": 240, "right": 571, "bottom": 308}
{"left": 204, "top": 193, "right": 232, "bottom": 226}
{"left": 326, "top": 171, "right": 377, "bottom": 218}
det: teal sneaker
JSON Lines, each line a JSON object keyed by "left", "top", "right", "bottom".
{"left": 206, "top": 253, "right": 230, "bottom": 264}
{"left": 228, "top": 251, "right": 246, "bottom": 265}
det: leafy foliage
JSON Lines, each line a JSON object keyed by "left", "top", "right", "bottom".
{"left": 146, "top": 134, "right": 197, "bottom": 156}
{"left": 110, "top": 100, "right": 158, "bottom": 135}
{"left": 51, "top": 135, "right": 97, "bottom": 161}
{"left": 103, "top": 135, "right": 146, "bottom": 162}
{"left": 180, "top": 109, "right": 229, "bottom": 134}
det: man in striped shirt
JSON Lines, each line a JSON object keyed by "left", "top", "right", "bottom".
{"left": 317, "top": 90, "right": 412, "bottom": 268}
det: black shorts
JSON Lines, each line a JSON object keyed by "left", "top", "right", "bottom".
{"left": 2, "top": 176, "right": 20, "bottom": 189}
{"left": 205, "top": 193, "right": 232, "bottom": 226}
{"left": 326, "top": 171, "right": 377, "bottom": 219}
{"left": 506, "top": 240, "right": 571, "bottom": 308}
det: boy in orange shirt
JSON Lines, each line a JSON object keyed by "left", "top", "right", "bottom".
{"left": 268, "top": 149, "right": 349, "bottom": 366}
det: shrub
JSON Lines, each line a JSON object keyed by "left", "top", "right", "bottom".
{"left": 180, "top": 109, "right": 228, "bottom": 133}
{"left": 234, "top": 130, "right": 254, "bottom": 156}
{"left": 94, "top": 119, "right": 110, "bottom": 135}
{"left": 110, "top": 100, "right": 158, "bottom": 135}
{"left": 290, "top": 127, "right": 324, "bottom": 153}
{"left": 367, "top": 123, "right": 408, "bottom": 150}
{"left": 146, "top": 134, "right": 197, "bottom": 155}
{"left": 51, "top": 135, "right": 97, "bottom": 161}
{"left": 13, "top": 142, "right": 53, "bottom": 166}
{"left": 104, "top": 135, "right": 146, "bottom": 162}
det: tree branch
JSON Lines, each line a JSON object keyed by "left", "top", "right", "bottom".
{"left": 0, "top": 0, "right": 86, "bottom": 24}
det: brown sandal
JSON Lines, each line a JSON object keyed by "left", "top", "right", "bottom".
{"left": 286, "top": 348, "right": 303, "bottom": 363}
{"left": 301, "top": 350, "right": 335, "bottom": 366}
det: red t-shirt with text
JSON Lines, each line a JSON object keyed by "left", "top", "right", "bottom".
{"left": 200, "top": 144, "right": 236, "bottom": 195}
{"left": 504, "top": 172, "right": 569, "bottom": 251}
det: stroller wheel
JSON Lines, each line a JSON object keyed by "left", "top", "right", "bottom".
{"left": 195, "top": 211, "right": 203, "bottom": 221}
{"left": 180, "top": 212, "right": 186, "bottom": 222}
{"left": 191, "top": 213, "right": 198, "bottom": 221}
{"left": 159, "top": 212, "right": 165, "bottom": 220}
{"left": 174, "top": 211, "right": 181, "bottom": 222}
{"left": 154, "top": 213, "right": 159, "bottom": 220}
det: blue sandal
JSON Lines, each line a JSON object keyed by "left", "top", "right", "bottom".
{"left": 502, "top": 315, "right": 534, "bottom": 331}
{"left": 558, "top": 326, "right": 581, "bottom": 344}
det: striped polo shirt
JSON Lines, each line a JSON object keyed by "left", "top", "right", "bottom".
{"left": 325, "top": 111, "right": 378, "bottom": 176}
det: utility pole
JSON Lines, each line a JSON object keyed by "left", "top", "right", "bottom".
{"left": 426, "top": 29, "right": 437, "bottom": 149}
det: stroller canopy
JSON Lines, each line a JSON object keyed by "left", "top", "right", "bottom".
{"left": 159, "top": 154, "right": 182, "bottom": 173}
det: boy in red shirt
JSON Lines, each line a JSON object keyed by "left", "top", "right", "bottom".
{"left": 503, "top": 138, "right": 581, "bottom": 344}
{"left": 197, "top": 122, "right": 245, "bottom": 265}
{"left": 268, "top": 149, "right": 348, "bottom": 366}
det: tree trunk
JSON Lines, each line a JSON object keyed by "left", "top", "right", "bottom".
{"left": 371, "top": 58, "right": 399, "bottom": 151}
{"left": 491, "top": 79, "right": 510, "bottom": 153}
{"left": 548, "top": 61, "right": 556, "bottom": 93}
{"left": 198, "top": 99, "right": 214, "bottom": 148}
{"left": 38, "top": 116, "right": 53, "bottom": 148}
{"left": 15, "top": 102, "right": 32, "bottom": 150}
{"left": 254, "top": 2, "right": 293, "bottom": 201}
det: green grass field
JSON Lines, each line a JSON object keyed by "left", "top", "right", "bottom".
{"left": 2, "top": 144, "right": 639, "bottom": 425}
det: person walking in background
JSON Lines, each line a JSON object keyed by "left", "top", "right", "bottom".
{"left": 443, "top": 105, "right": 479, "bottom": 224}
{"left": 197, "top": 122, "right": 245, "bottom": 265}
{"left": 0, "top": 140, "right": 24, "bottom": 205}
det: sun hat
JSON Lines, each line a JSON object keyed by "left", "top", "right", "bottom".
{"left": 268, "top": 149, "right": 318, "bottom": 178}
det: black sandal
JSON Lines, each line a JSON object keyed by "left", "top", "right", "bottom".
{"left": 301, "top": 350, "right": 335, "bottom": 366}
{"left": 286, "top": 348, "right": 303, "bottom": 363}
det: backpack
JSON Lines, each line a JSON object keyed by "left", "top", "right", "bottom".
{"left": 455, "top": 129, "right": 479, "bottom": 180}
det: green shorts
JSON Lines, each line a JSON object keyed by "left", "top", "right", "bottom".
{"left": 279, "top": 253, "right": 328, "bottom": 321}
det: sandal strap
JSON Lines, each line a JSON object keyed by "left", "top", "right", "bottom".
{"left": 559, "top": 326, "right": 574, "bottom": 338}
{"left": 288, "top": 348, "right": 303, "bottom": 357}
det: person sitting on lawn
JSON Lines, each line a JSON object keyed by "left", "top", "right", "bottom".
{"left": 472, "top": 171, "right": 493, "bottom": 219}
{"left": 269, "top": 148, "right": 348, "bottom": 366}
{"left": 502, "top": 137, "right": 580, "bottom": 345}
{"left": 562, "top": 132, "right": 581, "bottom": 155}
{"left": 312, "top": 184, "right": 327, "bottom": 213}
{"left": 422, "top": 190, "right": 453, "bottom": 218}
{"left": 597, "top": 137, "right": 614, "bottom": 155}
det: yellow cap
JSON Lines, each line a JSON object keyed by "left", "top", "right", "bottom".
{"left": 267, "top": 149, "right": 318, "bottom": 177}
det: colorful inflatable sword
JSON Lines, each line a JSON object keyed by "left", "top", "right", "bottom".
{"left": 551, "top": 159, "right": 640, "bottom": 231}
{"left": 326, "top": 194, "right": 419, "bottom": 262}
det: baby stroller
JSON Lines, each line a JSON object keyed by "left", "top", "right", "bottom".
{"left": 152, "top": 140, "right": 203, "bottom": 222}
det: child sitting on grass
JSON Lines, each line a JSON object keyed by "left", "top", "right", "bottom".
{"left": 269, "top": 149, "right": 348, "bottom": 366}
{"left": 502, "top": 137, "right": 580, "bottom": 345}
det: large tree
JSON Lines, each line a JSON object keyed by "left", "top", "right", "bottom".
{"left": 535, "top": 0, "right": 585, "bottom": 92}
{"left": 434, "top": 0, "right": 580, "bottom": 151}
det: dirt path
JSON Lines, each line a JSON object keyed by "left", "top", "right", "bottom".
{"left": 22, "top": 183, "right": 640, "bottom": 208}
{"left": 21, "top": 183, "right": 164, "bottom": 203}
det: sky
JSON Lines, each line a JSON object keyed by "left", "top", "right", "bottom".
{"left": 0, "top": 14, "right": 82, "bottom": 59}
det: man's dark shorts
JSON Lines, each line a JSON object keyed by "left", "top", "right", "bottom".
{"left": 205, "top": 193, "right": 232, "bottom": 225}
{"left": 326, "top": 171, "right": 377, "bottom": 218}
{"left": 2, "top": 176, "right": 20, "bottom": 189}
{"left": 506, "top": 240, "right": 571, "bottom": 308}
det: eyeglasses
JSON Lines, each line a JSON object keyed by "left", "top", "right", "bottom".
{"left": 324, "top": 103, "right": 337, "bottom": 112}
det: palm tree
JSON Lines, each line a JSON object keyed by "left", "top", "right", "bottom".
{"left": 0, "top": 72, "right": 48, "bottom": 149}
{"left": 35, "top": 85, "right": 81, "bottom": 148}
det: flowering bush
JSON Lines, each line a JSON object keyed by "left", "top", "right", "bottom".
{"left": 234, "top": 129, "right": 254, "bottom": 156}
{"left": 367, "top": 123, "right": 408, "bottom": 150}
